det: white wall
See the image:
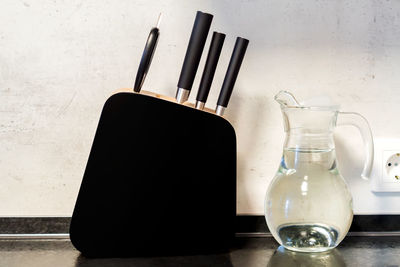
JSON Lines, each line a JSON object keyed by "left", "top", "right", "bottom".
{"left": 1, "top": 0, "right": 400, "bottom": 216}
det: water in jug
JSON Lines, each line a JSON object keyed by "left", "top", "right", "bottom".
{"left": 265, "top": 91, "right": 374, "bottom": 252}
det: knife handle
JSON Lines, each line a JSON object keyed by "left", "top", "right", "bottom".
{"left": 177, "top": 11, "right": 213, "bottom": 102}
{"left": 216, "top": 37, "right": 249, "bottom": 110}
{"left": 196, "top": 32, "right": 225, "bottom": 107}
{"left": 134, "top": 27, "right": 160, "bottom": 93}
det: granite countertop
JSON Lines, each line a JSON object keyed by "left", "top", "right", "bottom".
{"left": 0, "top": 236, "right": 399, "bottom": 267}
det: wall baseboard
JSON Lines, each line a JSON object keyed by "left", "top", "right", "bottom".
{"left": 0, "top": 215, "right": 398, "bottom": 235}
{"left": 236, "top": 215, "right": 400, "bottom": 233}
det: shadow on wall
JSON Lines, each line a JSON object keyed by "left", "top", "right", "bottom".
{"left": 334, "top": 132, "right": 364, "bottom": 183}
{"left": 225, "top": 88, "right": 270, "bottom": 212}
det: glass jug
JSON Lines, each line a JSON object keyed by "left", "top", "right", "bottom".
{"left": 265, "top": 91, "right": 374, "bottom": 253}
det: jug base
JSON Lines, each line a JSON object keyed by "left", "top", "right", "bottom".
{"left": 278, "top": 223, "right": 339, "bottom": 253}
{"left": 282, "top": 245, "right": 335, "bottom": 253}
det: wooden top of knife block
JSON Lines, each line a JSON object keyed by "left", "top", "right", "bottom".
{"left": 114, "top": 88, "right": 222, "bottom": 117}
{"left": 70, "top": 89, "right": 237, "bottom": 257}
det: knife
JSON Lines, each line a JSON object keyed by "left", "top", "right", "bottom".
{"left": 215, "top": 37, "right": 249, "bottom": 116}
{"left": 176, "top": 11, "right": 213, "bottom": 104}
{"left": 133, "top": 13, "right": 162, "bottom": 93}
{"left": 195, "top": 32, "right": 225, "bottom": 110}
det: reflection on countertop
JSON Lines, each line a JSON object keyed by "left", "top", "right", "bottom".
{"left": 267, "top": 246, "right": 346, "bottom": 267}
{"left": 0, "top": 236, "right": 399, "bottom": 267}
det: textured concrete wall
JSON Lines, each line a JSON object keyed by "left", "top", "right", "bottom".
{"left": 1, "top": 0, "right": 400, "bottom": 215}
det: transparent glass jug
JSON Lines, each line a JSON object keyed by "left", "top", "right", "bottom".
{"left": 265, "top": 91, "right": 374, "bottom": 252}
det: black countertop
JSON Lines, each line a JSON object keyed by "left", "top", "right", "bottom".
{"left": 1, "top": 236, "right": 399, "bottom": 267}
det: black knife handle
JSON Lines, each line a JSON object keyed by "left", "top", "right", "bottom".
{"left": 196, "top": 32, "right": 225, "bottom": 103}
{"left": 177, "top": 11, "right": 213, "bottom": 91}
{"left": 217, "top": 37, "right": 249, "bottom": 108}
{"left": 134, "top": 27, "right": 160, "bottom": 93}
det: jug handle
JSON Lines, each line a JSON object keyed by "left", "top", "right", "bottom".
{"left": 337, "top": 112, "right": 374, "bottom": 180}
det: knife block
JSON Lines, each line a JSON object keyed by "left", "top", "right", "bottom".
{"left": 70, "top": 90, "right": 237, "bottom": 257}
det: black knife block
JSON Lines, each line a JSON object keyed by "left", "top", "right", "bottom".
{"left": 70, "top": 91, "right": 237, "bottom": 257}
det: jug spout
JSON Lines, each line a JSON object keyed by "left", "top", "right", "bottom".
{"left": 274, "top": 91, "right": 300, "bottom": 107}
{"left": 275, "top": 91, "right": 374, "bottom": 180}
{"left": 275, "top": 91, "right": 341, "bottom": 136}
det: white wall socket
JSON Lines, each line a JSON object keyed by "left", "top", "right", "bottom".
{"left": 371, "top": 138, "right": 400, "bottom": 192}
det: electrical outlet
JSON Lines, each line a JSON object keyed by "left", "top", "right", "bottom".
{"left": 383, "top": 151, "right": 400, "bottom": 181}
{"left": 371, "top": 138, "right": 400, "bottom": 192}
